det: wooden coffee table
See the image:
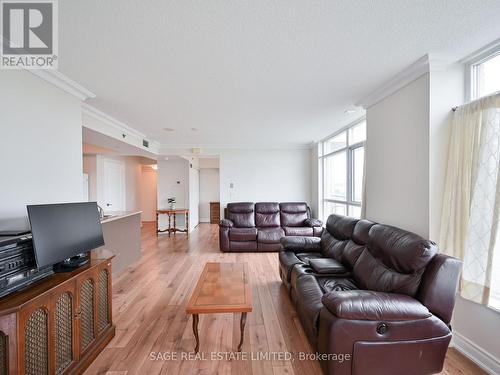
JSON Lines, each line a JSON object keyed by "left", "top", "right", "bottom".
{"left": 186, "top": 262, "right": 252, "bottom": 352}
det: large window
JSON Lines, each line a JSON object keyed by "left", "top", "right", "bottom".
{"left": 469, "top": 49, "right": 500, "bottom": 100}
{"left": 318, "top": 120, "right": 366, "bottom": 222}
{"left": 466, "top": 46, "right": 500, "bottom": 311}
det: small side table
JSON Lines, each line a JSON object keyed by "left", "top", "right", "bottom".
{"left": 156, "top": 208, "right": 189, "bottom": 237}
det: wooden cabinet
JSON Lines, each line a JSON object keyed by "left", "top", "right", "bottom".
{"left": 0, "top": 259, "right": 114, "bottom": 375}
{"left": 210, "top": 202, "right": 220, "bottom": 224}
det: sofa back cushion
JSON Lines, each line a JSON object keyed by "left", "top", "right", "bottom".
{"left": 279, "top": 202, "right": 310, "bottom": 227}
{"left": 227, "top": 202, "right": 255, "bottom": 228}
{"left": 353, "top": 224, "right": 438, "bottom": 297}
{"left": 321, "top": 215, "right": 375, "bottom": 269}
{"left": 255, "top": 202, "right": 280, "bottom": 227}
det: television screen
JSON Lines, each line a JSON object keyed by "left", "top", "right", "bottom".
{"left": 27, "top": 202, "right": 105, "bottom": 268}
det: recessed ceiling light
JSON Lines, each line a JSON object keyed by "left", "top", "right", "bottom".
{"left": 163, "top": 127, "right": 174, "bottom": 132}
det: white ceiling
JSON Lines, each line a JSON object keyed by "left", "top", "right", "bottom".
{"left": 59, "top": 0, "right": 500, "bottom": 148}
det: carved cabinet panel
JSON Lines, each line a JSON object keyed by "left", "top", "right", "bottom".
{"left": 0, "top": 258, "right": 114, "bottom": 375}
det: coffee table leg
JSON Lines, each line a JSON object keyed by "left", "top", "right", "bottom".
{"left": 192, "top": 314, "right": 200, "bottom": 352}
{"left": 238, "top": 312, "right": 247, "bottom": 352}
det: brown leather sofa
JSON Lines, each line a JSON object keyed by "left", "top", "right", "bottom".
{"left": 279, "top": 214, "right": 462, "bottom": 375}
{"left": 219, "top": 202, "right": 322, "bottom": 252}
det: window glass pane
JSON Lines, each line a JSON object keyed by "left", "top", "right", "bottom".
{"left": 348, "top": 205, "right": 361, "bottom": 219}
{"left": 349, "top": 121, "right": 366, "bottom": 145}
{"left": 475, "top": 53, "right": 500, "bottom": 99}
{"left": 352, "top": 146, "right": 364, "bottom": 202}
{"left": 324, "top": 131, "right": 347, "bottom": 154}
{"left": 324, "top": 151, "right": 347, "bottom": 201}
{"left": 323, "top": 201, "right": 346, "bottom": 221}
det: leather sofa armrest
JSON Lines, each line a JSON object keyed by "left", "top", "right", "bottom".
{"left": 321, "top": 290, "right": 431, "bottom": 321}
{"left": 280, "top": 236, "right": 321, "bottom": 252}
{"left": 305, "top": 218, "right": 323, "bottom": 227}
{"left": 219, "top": 219, "right": 234, "bottom": 228}
{"left": 417, "top": 254, "right": 462, "bottom": 325}
{"left": 309, "top": 258, "right": 348, "bottom": 274}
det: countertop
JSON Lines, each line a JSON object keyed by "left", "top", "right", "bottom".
{"left": 100, "top": 211, "right": 142, "bottom": 224}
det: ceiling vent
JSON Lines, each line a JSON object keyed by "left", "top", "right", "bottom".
{"left": 143, "top": 139, "right": 149, "bottom": 148}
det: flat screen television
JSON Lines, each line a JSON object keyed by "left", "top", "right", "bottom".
{"left": 27, "top": 202, "right": 105, "bottom": 270}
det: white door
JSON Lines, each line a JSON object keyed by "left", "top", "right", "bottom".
{"left": 102, "top": 159, "right": 126, "bottom": 211}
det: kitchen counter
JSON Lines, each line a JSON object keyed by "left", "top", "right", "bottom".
{"left": 92, "top": 211, "right": 142, "bottom": 275}
{"left": 100, "top": 211, "right": 142, "bottom": 224}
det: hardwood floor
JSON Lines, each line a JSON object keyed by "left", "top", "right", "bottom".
{"left": 84, "top": 223, "right": 486, "bottom": 375}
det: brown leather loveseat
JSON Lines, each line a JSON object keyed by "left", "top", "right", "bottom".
{"left": 219, "top": 202, "right": 322, "bottom": 252}
{"left": 279, "top": 214, "right": 462, "bottom": 375}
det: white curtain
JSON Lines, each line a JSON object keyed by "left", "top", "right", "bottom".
{"left": 439, "top": 93, "right": 500, "bottom": 305}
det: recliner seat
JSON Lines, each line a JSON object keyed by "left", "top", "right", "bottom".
{"left": 219, "top": 202, "right": 322, "bottom": 252}
{"left": 279, "top": 214, "right": 462, "bottom": 375}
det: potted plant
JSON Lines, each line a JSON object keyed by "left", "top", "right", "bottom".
{"left": 168, "top": 197, "right": 176, "bottom": 209}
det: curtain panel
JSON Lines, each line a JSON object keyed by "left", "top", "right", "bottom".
{"left": 439, "top": 93, "right": 500, "bottom": 306}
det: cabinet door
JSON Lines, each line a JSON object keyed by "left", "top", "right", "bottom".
{"left": 75, "top": 269, "right": 97, "bottom": 358}
{"left": 51, "top": 280, "right": 77, "bottom": 375}
{"left": 18, "top": 295, "right": 52, "bottom": 375}
{"left": 96, "top": 261, "right": 112, "bottom": 335}
{"left": 0, "top": 314, "right": 17, "bottom": 375}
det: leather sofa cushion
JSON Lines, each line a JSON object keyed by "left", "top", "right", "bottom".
{"left": 354, "top": 224, "right": 438, "bottom": 297}
{"left": 281, "top": 236, "right": 321, "bottom": 252}
{"left": 227, "top": 202, "right": 255, "bottom": 228}
{"left": 305, "top": 218, "right": 323, "bottom": 227}
{"left": 322, "top": 290, "right": 431, "bottom": 321}
{"left": 229, "top": 227, "right": 257, "bottom": 241}
{"left": 255, "top": 202, "right": 281, "bottom": 227}
{"left": 325, "top": 214, "right": 358, "bottom": 240}
{"left": 367, "top": 224, "right": 437, "bottom": 274}
{"left": 280, "top": 202, "right": 309, "bottom": 227}
{"left": 317, "top": 277, "right": 358, "bottom": 293}
{"left": 257, "top": 227, "right": 284, "bottom": 244}
{"left": 283, "top": 226, "right": 314, "bottom": 236}
{"left": 297, "top": 253, "right": 324, "bottom": 262}
{"left": 309, "top": 258, "right": 348, "bottom": 274}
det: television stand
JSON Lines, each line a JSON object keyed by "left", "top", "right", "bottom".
{"left": 53, "top": 253, "right": 90, "bottom": 272}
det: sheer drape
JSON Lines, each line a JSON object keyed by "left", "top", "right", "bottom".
{"left": 439, "top": 93, "right": 500, "bottom": 305}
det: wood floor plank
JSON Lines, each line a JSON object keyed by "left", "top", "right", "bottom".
{"left": 84, "top": 223, "right": 486, "bottom": 375}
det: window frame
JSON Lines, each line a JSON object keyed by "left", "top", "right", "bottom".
{"left": 318, "top": 117, "right": 366, "bottom": 221}
{"left": 465, "top": 43, "right": 500, "bottom": 101}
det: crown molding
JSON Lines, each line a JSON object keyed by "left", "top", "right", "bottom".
{"left": 28, "top": 70, "right": 96, "bottom": 101}
{"left": 159, "top": 142, "right": 312, "bottom": 153}
{"left": 460, "top": 37, "right": 500, "bottom": 64}
{"left": 82, "top": 103, "right": 161, "bottom": 151}
{"left": 356, "top": 54, "right": 456, "bottom": 109}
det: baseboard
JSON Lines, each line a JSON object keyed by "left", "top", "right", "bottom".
{"left": 451, "top": 331, "right": 500, "bottom": 374}
{"left": 199, "top": 218, "right": 210, "bottom": 223}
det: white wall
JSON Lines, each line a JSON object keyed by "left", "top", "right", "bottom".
{"left": 365, "top": 74, "right": 430, "bottom": 237}
{"left": 429, "top": 64, "right": 464, "bottom": 241}
{"left": 0, "top": 70, "right": 84, "bottom": 230}
{"left": 219, "top": 149, "right": 311, "bottom": 210}
{"left": 199, "top": 168, "right": 220, "bottom": 222}
{"left": 157, "top": 159, "right": 189, "bottom": 230}
{"left": 188, "top": 167, "right": 200, "bottom": 231}
{"left": 139, "top": 167, "right": 157, "bottom": 221}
